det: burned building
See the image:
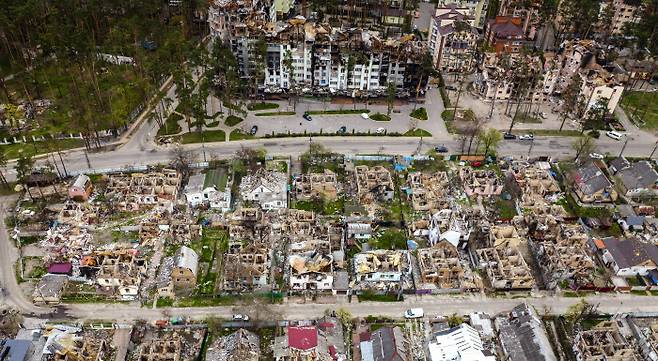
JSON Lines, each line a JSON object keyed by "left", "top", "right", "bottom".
{"left": 105, "top": 169, "right": 181, "bottom": 212}
{"left": 293, "top": 169, "right": 340, "bottom": 201}
{"left": 354, "top": 165, "right": 394, "bottom": 203}
{"left": 80, "top": 249, "right": 147, "bottom": 301}
{"left": 417, "top": 240, "right": 482, "bottom": 292}
{"left": 288, "top": 239, "right": 335, "bottom": 292}
{"left": 573, "top": 321, "right": 643, "bottom": 361}
{"left": 223, "top": 242, "right": 271, "bottom": 292}
{"left": 460, "top": 168, "right": 503, "bottom": 198}
{"left": 476, "top": 246, "right": 535, "bottom": 290}
{"left": 405, "top": 171, "right": 451, "bottom": 212}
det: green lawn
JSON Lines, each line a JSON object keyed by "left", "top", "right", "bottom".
{"left": 179, "top": 130, "right": 225, "bottom": 144}
{"left": 247, "top": 102, "right": 279, "bottom": 111}
{"left": 410, "top": 107, "right": 428, "bottom": 120}
{"left": 229, "top": 129, "right": 254, "bottom": 141}
{"left": 2, "top": 138, "right": 84, "bottom": 159}
{"left": 403, "top": 129, "right": 432, "bottom": 137}
{"left": 370, "top": 229, "right": 407, "bottom": 250}
{"left": 204, "top": 168, "right": 228, "bottom": 189}
{"left": 306, "top": 109, "right": 370, "bottom": 115}
{"left": 255, "top": 111, "right": 296, "bottom": 116}
{"left": 157, "top": 113, "right": 183, "bottom": 136}
{"left": 511, "top": 129, "right": 581, "bottom": 137}
{"left": 225, "top": 115, "right": 243, "bottom": 126}
{"left": 621, "top": 91, "right": 658, "bottom": 129}
{"left": 370, "top": 113, "right": 391, "bottom": 121}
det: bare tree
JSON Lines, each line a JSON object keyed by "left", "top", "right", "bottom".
{"left": 571, "top": 135, "right": 595, "bottom": 161}
{"left": 170, "top": 144, "right": 195, "bottom": 177}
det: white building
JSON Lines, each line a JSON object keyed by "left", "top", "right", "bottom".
{"left": 428, "top": 323, "right": 496, "bottom": 361}
{"left": 239, "top": 169, "right": 288, "bottom": 210}
{"left": 185, "top": 173, "right": 232, "bottom": 212}
{"left": 579, "top": 71, "right": 624, "bottom": 114}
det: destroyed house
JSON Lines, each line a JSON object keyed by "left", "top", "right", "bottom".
{"left": 353, "top": 250, "right": 411, "bottom": 293}
{"left": 534, "top": 226, "right": 596, "bottom": 289}
{"left": 223, "top": 243, "right": 270, "bottom": 291}
{"left": 206, "top": 328, "right": 260, "bottom": 361}
{"left": 417, "top": 240, "right": 482, "bottom": 292}
{"left": 105, "top": 169, "right": 181, "bottom": 211}
{"left": 512, "top": 163, "right": 560, "bottom": 202}
{"left": 573, "top": 321, "right": 643, "bottom": 361}
{"left": 476, "top": 246, "right": 535, "bottom": 290}
{"left": 40, "top": 325, "right": 116, "bottom": 361}
{"left": 84, "top": 249, "right": 147, "bottom": 300}
{"left": 354, "top": 165, "right": 394, "bottom": 202}
{"left": 459, "top": 168, "right": 503, "bottom": 197}
{"left": 293, "top": 170, "right": 339, "bottom": 201}
{"left": 288, "top": 240, "right": 334, "bottom": 292}
{"left": 405, "top": 171, "right": 450, "bottom": 212}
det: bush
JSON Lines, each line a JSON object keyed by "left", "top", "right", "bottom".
{"left": 225, "top": 115, "right": 243, "bottom": 126}
{"left": 370, "top": 113, "right": 391, "bottom": 122}
{"left": 588, "top": 130, "right": 600, "bottom": 138}
{"left": 157, "top": 113, "right": 183, "bottom": 136}
{"left": 255, "top": 111, "right": 296, "bottom": 116}
{"left": 229, "top": 129, "right": 254, "bottom": 141}
{"left": 403, "top": 129, "right": 432, "bottom": 137}
{"left": 410, "top": 107, "right": 428, "bottom": 120}
{"left": 247, "top": 102, "right": 279, "bottom": 111}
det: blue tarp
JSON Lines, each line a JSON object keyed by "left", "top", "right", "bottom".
{"left": 407, "top": 240, "right": 418, "bottom": 250}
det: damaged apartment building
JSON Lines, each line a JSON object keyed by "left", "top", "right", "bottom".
{"left": 208, "top": 0, "right": 428, "bottom": 95}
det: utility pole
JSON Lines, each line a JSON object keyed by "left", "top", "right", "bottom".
{"left": 619, "top": 135, "right": 629, "bottom": 158}
{"left": 528, "top": 137, "right": 534, "bottom": 159}
{"left": 649, "top": 141, "right": 658, "bottom": 159}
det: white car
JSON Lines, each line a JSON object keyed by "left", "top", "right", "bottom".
{"left": 606, "top": 131, "right": 623, "bottom": 140}
{"left": 232, "top": 314, "right": 250, "bottom": 321}
{"left": 360, "top": 113, "right": 369, "bottom": 119}
{"left": 518, "top": 134, "right": 534, "bottom": 140}
{"left": 589, "top": 153, "right": 604, "bottom": 159}
{"left": 375, "top": 127, "right": 386, "bottom": 134}
{"left": 404, "top": 308, "right": 424, "bottom": 319}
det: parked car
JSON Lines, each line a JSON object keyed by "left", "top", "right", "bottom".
{"left": 404, "top": 308, "right": 424, "bottom": 319}
{"left": 360, "top": 113, "right": 369, "bottom": 119}
{"left": 303, "top": 113, "right": 312, "bottom": 121}
{"left": 503, "top": 132, "right": 516, "bottom": 140}
{"left": 434, "top": 145, "right": 448, "bottom": 153}
{"left": 250, "top": 126, "right": 258, "bottom": 135}
{"left": 232, "top": 314, "right": 250, "bottom": 321}
{"left": 589, "top": 153, "right": 604, "bottom": 159}
{"left": 445, "top": 85, "right": 457, "bottom": 91}
{"left": 470, "top": 161, "right": 483, "bottom": 167}
{"left": 519, "top": 134, "right": 534, "bottom": 141}
{"left": 338, "top": 126, "right": 347, "bottom": 134}
{"left": 376, "top": 127, "right": 386, "bottom": 134}
{"left": 606, "top": 131, "right": 623, "bottom": 140}
{"left": 539, "top": 112, "right": 548, "bottom": 119}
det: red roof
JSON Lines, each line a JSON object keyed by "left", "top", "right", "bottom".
{"left": 48, "top": 262, "right": 72, "bottom": 274}
{"left": 288, "top": 326, "right": 318, "bottom": 350}
{"left": 318, "top": 321, "right": 335, "bottom": 330}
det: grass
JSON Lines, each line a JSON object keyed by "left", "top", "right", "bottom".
{"left": 631, "top": 290, "right": 649, "bottom": 296}
{"left": 229, "top": 129, "right": 254, "bottom": 141}
{"left": 255, "top": 111, "right": 296, "bottom": 116}
{"left": 247, "top": 102, "right": 279, "bottom": 111}
{"left": 513, "top": 112, "right": 542, "bottom": 123}
{"left": 410, "top": 107, "right": 428, "bottom": 120}
{"left": 495, "top": 198, "right": 517, "bottom": 219}
{"left": 293, "top": 199, "right": 324, "bottom": 213}
{"left": 176, "top": 295, "right": 237, "bottom": 307}
{"left": 206, "top": 121, "right": 220, "bottom": 128}
{"left": 370, "top": 229, "right": 407, "bottom": 250}
{"left": 204, "top": 168, "right": 228, "bottom": 189}
{"left": 558, "top": 193, "right": 611, "bottom": 218}
{"left": 2, "top": 138, "right": 84, "bottom": 159}
{"left": 621, "top": 91, "right": 658, "bottom": 129}
{"left": 402, "top": 129, "right": 432, "bottom": 137}
{"left": 358, "top": 292, "right": 402, "bottom": 302}
{"left": 370, "top": 113, "right": 391, "bottom": 122}
{"left": 158, "top": 112, "right": 183, "bottom": 136}
{"left": 156, "top": 297, "right": 174, "bottom": 307}
{"left": 306, "top": 109, "right": 370, "bottom": 115}
{"left": 512, "top": 129, "right": 581, "bottom": 137}
{"left": 225, "top": 115, "right": 243, "bottom": 126}
{"left": 179, "top": 130, "right": 225, "bottom": 144}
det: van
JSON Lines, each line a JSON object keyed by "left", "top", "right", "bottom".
{"left": 404, "top": 308, "right": 424, "bottom": 319}
{"left": 606, "top": 131, "right": 623, "bottom": 140}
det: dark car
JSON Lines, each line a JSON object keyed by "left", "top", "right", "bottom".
{"left": 503, "top": 132, "right": 516, "bottom": 140}
{"left": 303, "top": 113, "right": 312, "bottom": 121}
{"left": 338, "top": 126, "right": 347, "bottom": 134}
{"left": 250, "top": 125, "right": 258, "bottom": 135}
{"left": 434, "top": 145, "right": 448, "bottom": 153}
{"left": 445, "top": 85, "right": 457, "bottom": 91}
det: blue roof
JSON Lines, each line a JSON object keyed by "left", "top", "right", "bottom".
{"left": 0, "top": 339, "right": 32, "bottom": 361}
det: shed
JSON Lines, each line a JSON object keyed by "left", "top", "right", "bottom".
{"left": 47, "top": 262, "right": 72, "bottom": 275}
